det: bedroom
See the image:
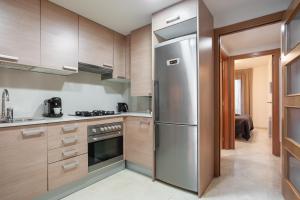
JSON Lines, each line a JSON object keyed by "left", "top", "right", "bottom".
{"left": 215, "top": 22, "right": 282, "bottom": 197}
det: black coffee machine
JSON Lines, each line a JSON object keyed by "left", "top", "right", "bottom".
{"left": 117, "top": 103, "right": 129, "bottom": 112}
{"left": 43, "top": 97, "right": 63, "bottom": 118}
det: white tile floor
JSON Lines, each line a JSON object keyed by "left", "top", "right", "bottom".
{"left": 62, "top": 128, "right": 282, "bottom": 200}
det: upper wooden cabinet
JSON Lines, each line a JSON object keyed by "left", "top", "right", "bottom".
{"left": 130, "top": 25, "right": 152, "bottom": 96}
{"left": 0, "top": 125, "right": 47, "bottom": 200}
{"left": 152, "top": 0, "right": 197, "bottom": 32}
{"left": 0, "top": 0, "right": 40, "bottom": 66}
{"left": 79, "top": 17, "right": 114, "bottom": 68}
{"left": 113, "top": 32, "right": 127, "bottom": 79}
{"left": 41, "top": 0, "right": 79, "bottom": 73}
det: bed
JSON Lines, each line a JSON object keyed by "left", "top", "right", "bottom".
{"left": 235, "top": 114, "right": 254, "bottom": 140}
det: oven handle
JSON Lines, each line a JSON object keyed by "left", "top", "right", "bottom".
{"left": 89, "top": 133, "right": 123, "bottom": 143}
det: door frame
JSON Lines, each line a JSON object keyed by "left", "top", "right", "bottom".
{"left": 222, "top": 49, "right": 281, "bottom": 153}
{"left": 214, "top": 11, "right": 285, "bottom": 176}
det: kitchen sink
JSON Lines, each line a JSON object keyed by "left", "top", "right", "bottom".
{"left": 0, "top": 118, "right": 45, "bottom": 124}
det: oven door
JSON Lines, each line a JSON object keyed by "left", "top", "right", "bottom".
{"left": 88, "top": 134, "right": 123, "bottom": 172}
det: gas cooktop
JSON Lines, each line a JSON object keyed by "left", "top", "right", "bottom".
{"left": 74, "top": 110, "right": 116, "bottom": 117}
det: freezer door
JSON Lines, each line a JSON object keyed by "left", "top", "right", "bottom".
{"left": 154, "top": 35, "right": 197, "bottom": 125}
{"left": 155, "top": 123, "right": 198, "bottom": 192}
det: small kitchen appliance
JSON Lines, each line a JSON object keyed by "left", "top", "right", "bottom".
{"left": 117, "top": 103, "right": 129, "bottom": 112}
{"left": 43, "top": 97, "right": 63, "bottom": 118}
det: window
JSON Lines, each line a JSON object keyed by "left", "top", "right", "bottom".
{"left": 235, "top": 79, "right": 242, "bottom": 114}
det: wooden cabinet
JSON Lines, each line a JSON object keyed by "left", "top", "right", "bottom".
{"left": 113, "top": 32, "right": 127, "bottom": 79}
{"left": 47, "top": 121, "right": 88, "bottom": 190}
{"left": 48, "top": 154, "right": 88, "bottom": 190}
{"left": 125, "top": 35, "right": 131, "bottom": 80}
{"left": 41, "top": 0, "right": 79, "bottom": 73}
{"left": 130, "top": 25, "right": 152, "bottom": 96}
{"left": 124, "top": 117, "right": 153, "bottom": 170}
{"left": 0, "top": 125, "right": 47, "bottom": 200}
{"left": 152, "top": 0, "right": 197, "bottom": 32}
{"left": 0, "top": 0, "right": 40, "bottom": 66}
{"left": 79, "top": 16, "right": 114, "bottom": 68}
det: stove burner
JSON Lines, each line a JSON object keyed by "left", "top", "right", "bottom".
{"left": 75, "top": 110, "right": 115, "bottom": 117}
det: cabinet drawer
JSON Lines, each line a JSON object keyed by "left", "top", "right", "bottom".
{"left": 48, "top": 122, "right": 87, "bottom": 150}
{"left": 48, "top": 154, "right": 88, "bottom": 190}
{"left": 152, "top": 0, "right": 197, "bottom": 32}
{"left": 48, "top": 142, "right": 87, "bottom": 164}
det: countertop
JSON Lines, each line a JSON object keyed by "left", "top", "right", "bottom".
{"left": 0, "top": 112, "right": 152, "bottom": 128}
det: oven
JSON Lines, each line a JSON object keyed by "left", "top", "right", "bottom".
{"left": 87, "top": 122, "right": 123, "bottom": 172}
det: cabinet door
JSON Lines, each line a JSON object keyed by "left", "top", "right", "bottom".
{"left": 125, "top": 35, "right": 131, "bottom": 79}
{"left": 113, "top": 32, "right": 126, "bottom": 79}
{"left": 41, "top": 0, "right": 78, "bottom": 72}
{"left": 125, "top": 117, "right": 153, "bottom": 169}
{"left": 152, "top": 0, "right": 197, "bottom": 32}
{"left": 130, "top": 25, "right": 152, "bottom": 96}
{"left": 0, "top": 0, "right": 40, "bottom": 66}
{"left": 0, "top": 126, "right": 47, "bottom": 200}
{"left": 79, "top": 17, "right": 114, "bottom": 68}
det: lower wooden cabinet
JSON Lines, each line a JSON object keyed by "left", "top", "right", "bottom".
{"left": 0, "top": 125, "right": 48, "bottom": 200}
{"left": 124, "top": 117, "right": 153, "bottom": 169}
{"left": 48, "top": 154, "right": 88, "bottom": 190}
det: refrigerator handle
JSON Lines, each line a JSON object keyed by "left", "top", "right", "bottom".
{"left": 154, "top": 80, "right": 159, "bottom": 121}
{"left": 155, "top": 124, "right": 159, "bottom": 150}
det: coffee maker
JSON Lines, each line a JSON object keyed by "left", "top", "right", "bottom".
{"left": 43, "top": 97, "right": 63, "bottom": 118}
{"left": 117, "top": 103, "right": 129, "bottom": 113}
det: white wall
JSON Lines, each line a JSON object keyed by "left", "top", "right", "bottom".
{"left": 252, "top": 62, "right": 272, "bottom": 129}
{"left": 0, "top": 68, "right": 150, "bottom": 118}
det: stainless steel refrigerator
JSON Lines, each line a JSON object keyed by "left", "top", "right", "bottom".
{"left": 154, "top": 34, "right": 198, "bottom": 192}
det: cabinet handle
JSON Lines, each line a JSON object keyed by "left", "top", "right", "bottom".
{"left": 62, "top": 149, "right": 78, "bottom": 158}
{"left": 62, "top": 124, "right": 79, "bottom": 133}
{"left": 117, "top": 76, "right": 126, "bottom": 79}
{"left": 103, "top": 64, "right": 113, "bottom": 68}
{"left": 62, "top": 160, "right": 79, "bottom": 171}
{"left": 63, "top": 66, "right": 77, "bottom": 72}
{"left": 166, "top": 15, "right": 180, "bottom": 24}
{"left": 140, "top": 121, "right": 150, "bottom": 126}
{"left": 22, "top": 128, "right": 46, "bottom": 138}
{"left": 62, "top": 136, "right": 78, "bottom": 146}
{"left": 0, "top": 54, "right": 19, "bottom": 62}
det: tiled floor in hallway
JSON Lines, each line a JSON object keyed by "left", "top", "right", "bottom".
{"left": 202, "top": 128, "right": 282, "bottom": 200}
{"left": 62, "top": 128, "right": 281, "bottom": 200}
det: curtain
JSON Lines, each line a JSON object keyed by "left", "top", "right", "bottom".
{"left": 235, "top": 69, "right": 253, "bottom": 116}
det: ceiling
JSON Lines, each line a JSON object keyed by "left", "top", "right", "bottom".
{"left": 220, "top": 23, "right": 281, "bottom": 56}
{"left": 49, "top": 0, "right": 292, "bottom": 35}
{"left": 49, "top": 0, "right": 181, "bottom": 35}
{"left": 235, "top": 55, "right": 272, "bottom": 70}
{"left": 203, "top": 0, "right": 292, "bottom": 28}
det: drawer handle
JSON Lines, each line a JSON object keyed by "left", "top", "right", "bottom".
{"left": 117, "top": 76, "right": 126, "bottom": 79}
{"left": 62, "top": 149, "right": 78, "bottom": 158}
{"left": 0, "top": 54, "right": 19, "bottom": 62}
{"left": 62, "top": 124, "right": 79, "bottom": 133}
{"left": 62, "top": 136, "right": 78, "bottom": 146}
{"left": 62, "top": 160, "right": 79, "bottom": 171}
{"left": 22, "top": 128, "right": 46, "bottom": 138}
{"left": 63, "top": 65, "right": 78, "bottom": 72}
{"left": 166, "top": 15, "right": 180, "bottom": 24}
{"left": 140, "top": 121, "right": 151, "bottom": 126}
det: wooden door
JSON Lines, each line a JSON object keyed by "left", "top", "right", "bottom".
{"left": 130, "top": 25, "right": 152, "bottom": 96}
{"left": 282, "top": 1, "right": 300, "bottom": 199}
{"left": 0, "top": 0, "right": 40, "bottom": 66}
{"left": 79, "top": 17, "right": 114, "bottom": 68}
{"left": 41, "top": 0, "right": 79, "bottom": 72}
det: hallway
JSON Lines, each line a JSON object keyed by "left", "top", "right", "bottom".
{"left": 203, "top": 129, "right": 282, "bottom": 200}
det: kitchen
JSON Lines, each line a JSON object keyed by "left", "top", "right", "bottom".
{"left": 0, "top": 0, "right": 214, "bottom": 200}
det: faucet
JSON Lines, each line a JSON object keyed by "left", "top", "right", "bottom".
{"left": 1, "top": 89, "right": 9, "bottom": 120}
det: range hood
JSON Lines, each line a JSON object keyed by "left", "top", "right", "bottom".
{"left": 78, "top": 62, "right": 113, "bottom": 80}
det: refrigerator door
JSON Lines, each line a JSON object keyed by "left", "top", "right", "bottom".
{"left": 155, "top": 123, "right": 198, "bottom": 192}
{"left": 154, "top": 34, "right": 197, "bottom": 125}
